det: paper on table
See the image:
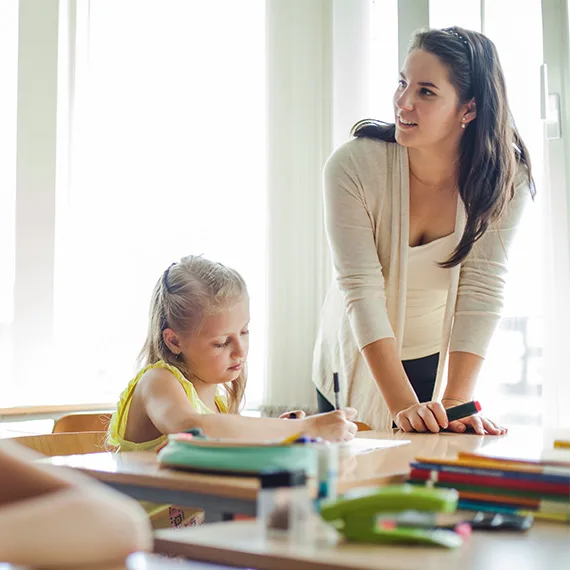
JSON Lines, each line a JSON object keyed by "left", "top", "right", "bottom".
{"left": 341, "top": 438, "right": 410, "bottom": 455}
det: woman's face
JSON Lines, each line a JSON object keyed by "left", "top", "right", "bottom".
{"left": 393, "top": 49, "right": 467, "bottom": 151}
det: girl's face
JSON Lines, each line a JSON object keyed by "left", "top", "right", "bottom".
{"left": 393, "top": 49, "right": 469, "bottom": 151}
{"left": 177, "top": 297, "right": 250, "bottom": 385}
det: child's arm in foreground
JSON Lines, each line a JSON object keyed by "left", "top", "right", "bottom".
{"left": 139, "top": 368, "right": 357, "bottom": 441}
{"left": 0, "top": 441, "right": 152, "bottom": 567}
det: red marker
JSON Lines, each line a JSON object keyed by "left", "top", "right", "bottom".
{"left": 446, "top": 400, "right": 481, "bottom": 422}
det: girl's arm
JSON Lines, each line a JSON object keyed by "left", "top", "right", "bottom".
{"left": 0, "top": 442, "right": 152, "bottom": 567}
{"left": 139, "top": 368, "right": 357, "bottom": 442}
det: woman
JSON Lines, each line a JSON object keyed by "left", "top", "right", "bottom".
{"left": 312, "top": 27, "right": 534, "bottom": 434}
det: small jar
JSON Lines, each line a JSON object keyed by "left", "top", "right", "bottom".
{"left": 315, "top": 442, "right": 339, "bottom": 505}
{"left": 257, "top": 469, "right": 311, "bottom": 542}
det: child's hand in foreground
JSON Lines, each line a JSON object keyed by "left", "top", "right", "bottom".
{"left": 279, "top": 410, "right": 306, "bottom": 420}
{"left": 303, "top": 408, "right": 358, "bottom": 442}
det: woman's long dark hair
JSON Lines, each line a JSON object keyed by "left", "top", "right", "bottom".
{"left": 352, "top": 26, "right": 535, "bottom": 268}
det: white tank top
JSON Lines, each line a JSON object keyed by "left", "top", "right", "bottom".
{"left": 401, "top": 234, "right": 456, "bottom": 361}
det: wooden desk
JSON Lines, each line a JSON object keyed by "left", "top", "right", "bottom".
{"left": 0, "top": 551, "right": 241, "bottom": 569}
{"left": 153, "top": 429, "right": 570, "bottom": 569}
{"left": 154, "top": 518, "right": 570, "bottom": 570}
{"left": 43, "top": 451, "right": 260, "bottom": 522}
{"left": 39, "top": 429, "right": 556, "bottom": 522}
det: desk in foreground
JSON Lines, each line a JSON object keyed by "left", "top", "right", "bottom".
{"left": 155, "top": 519, "right": 570, "bottom": 570}
{"left": 0, "top": 551, "right": 240, "bottom": 570}
{"left": 40, "top": 430, "right": 561, "bottom": 522}
{"left": 39, "top": 434, "right": 414, "bottom": 520}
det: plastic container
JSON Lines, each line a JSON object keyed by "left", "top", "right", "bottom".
{"left": 257, "top": 469, "right": 311, "bottom": 542}
{"left": 315, "top": 442, "right": 339, "bottom": 505}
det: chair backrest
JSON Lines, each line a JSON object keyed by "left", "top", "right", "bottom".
{"left": 53, "top": 412, "right": 112, "bottom": 434}
{"left": 11, "top": 431, "right": 109, "bottom": 456}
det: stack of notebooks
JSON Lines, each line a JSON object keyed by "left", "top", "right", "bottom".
{"left": 407, "top": 443, "right": 570, "bottom": 524}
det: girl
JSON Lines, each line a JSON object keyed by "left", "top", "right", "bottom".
{"left": 0, "top": 440, "right": 151, "bottom": 566}
{"left": 313, "top": 27, "right": 534, "bottom": 434}
{"left": 108, "top": 255, "right": 356, "bottom": 452}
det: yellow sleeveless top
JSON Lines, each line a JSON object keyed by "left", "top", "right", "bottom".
{"left": 107, "top": 360, "right": 228, "bottom": 451}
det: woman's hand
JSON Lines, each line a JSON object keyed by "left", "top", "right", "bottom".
{"left": 279, "top": 410, "right": 306, "bottom": 420}
{"left": 441, "top": 397, "right": 507, "bottom": 435}
{"left": 394, "top": 401, "right": 448, "bottom": 433}
{"left": 445, "top": 414, "right": 508, "bottom": 435}
{"left": 303, "top": 408, "right": 358, "bottom": 442}
{"left": 395, "top": 399, "right": 508, "bottom": 435}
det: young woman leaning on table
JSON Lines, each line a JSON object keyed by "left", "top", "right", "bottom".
{"left": 0, "top": 440, "right": 151, "bottom": 567}
{"left": 313, "top": 26, "right": 534, "bottom": 434}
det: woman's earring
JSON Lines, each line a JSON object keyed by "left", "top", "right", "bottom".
{"left": 461, "top": 117, "right": 466, "bottom": 129}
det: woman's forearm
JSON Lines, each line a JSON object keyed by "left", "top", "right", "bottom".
{"left": 361, "top": 337, "right": 419, "bottom": 416}
{"left": 443, "top": 351, "right": 484, "bottom": 404}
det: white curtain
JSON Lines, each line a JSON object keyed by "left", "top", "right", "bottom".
{"left": 265, "top": 0, "right": 372, "bottom": 407}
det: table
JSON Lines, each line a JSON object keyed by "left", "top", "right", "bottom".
{"left": 153, "top": 518, "right": 569, "bottom": 570}
{"left": 0, "top": 551, "right": 244, "bottom": 569}
{"left": 152, "top": 428, "right": 570, "bottom": 569}
{"left": 40, "top": 429, "right": 565, "bottom": 522}
{"left": 43, "top": 450, "right": 261, "bottom": 522}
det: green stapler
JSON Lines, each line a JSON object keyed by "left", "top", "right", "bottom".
{"left": 319, "top": 484, "right": 464, "bottom": 548}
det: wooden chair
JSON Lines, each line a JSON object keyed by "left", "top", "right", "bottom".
{"left": 354, "top": 421, "right": 372, "bottom": 431}
{"left": 53, "top": 412, "right": 112, "bottom": 434}
{"left": 10, "top": 431, "right": 109, "bottom": 456}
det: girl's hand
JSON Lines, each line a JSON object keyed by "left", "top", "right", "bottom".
{"left": 279, "top": 410, "right": 306, "bottom": 420}
{"left": 446, "top": 414, "right": 508, "bottom": 435}
{"left": 394, "top": 401, "right": 448, "bottom": 433}
{"left": 303, "top": 408, "right": 358, "bottom": 442}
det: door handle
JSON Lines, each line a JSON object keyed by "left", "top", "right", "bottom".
{"left": 540, "top": 63, "right": 561, "bottom": 140}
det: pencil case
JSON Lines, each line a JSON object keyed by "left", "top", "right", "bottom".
{"left": 157, "top": 433, "right": 318, "bottom": 475}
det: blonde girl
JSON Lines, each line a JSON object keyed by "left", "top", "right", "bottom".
{"left": 108, "top": 255, "right": 356, "bottom": 452}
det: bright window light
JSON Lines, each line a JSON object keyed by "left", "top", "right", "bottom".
{"left": 52, "top": 0, "right": 267, "bottom": 408}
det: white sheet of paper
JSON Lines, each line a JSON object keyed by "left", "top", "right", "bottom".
{"left": 342, "top": 438, "right": 410, "bottom": 455}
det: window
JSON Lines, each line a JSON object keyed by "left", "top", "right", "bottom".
{"left": 429, "top": 0, "right": 482, "bottom": 31}
{"left": 0, "top": 1, "right": 18, "bottom": 394}
{"left": 41, "top": 1, "right": 266, "bottom": 408}
{"left": 369, "top": 0, "right": 399, "bottom": 122}
{"left": 477, "top": 0, "right": 545, "bottom": 426}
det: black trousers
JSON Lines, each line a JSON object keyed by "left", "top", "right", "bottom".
{"left": 316, "top": 353, "right": 440, "bottom": 413}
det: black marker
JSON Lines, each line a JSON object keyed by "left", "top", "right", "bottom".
{"left": 333, "top": 372, "right": 341, "bottom": 410}
{"left": 446, "top": 400, "right": 481, "bottom": 422}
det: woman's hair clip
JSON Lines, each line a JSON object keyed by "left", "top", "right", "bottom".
{"left": 162, "top": 262, "right": 176, "bottom": 294}
{"left": 442, "top": 27, "right": 468, "bottom": 45}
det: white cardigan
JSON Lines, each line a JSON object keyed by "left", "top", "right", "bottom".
{"left": 312, "top": 137, "right": 530, "bottom": 430}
